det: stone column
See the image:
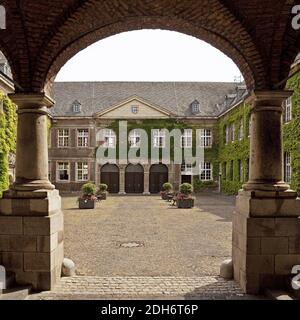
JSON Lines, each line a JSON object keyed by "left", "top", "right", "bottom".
{"left": 143, "top": 164, "right": 150, "bottom": 195}
{"left": 232, "top": 90, "right": 300, "bottom": 294}
{"left": 0, "top": 93, "right": 64, "bottom": 291}
{"left": 119, "top": 165, "right": 126, "bottom": 195}
{"left": 9, "top": 94, "right": 55, "bottom": 191}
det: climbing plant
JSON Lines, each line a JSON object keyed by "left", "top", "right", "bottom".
{"left": 217, "top": 102, "right": 251, "bottom": 195}
{"left": 283, "top": 72, "right": 300, "bottom": 196}
{"left": 0, "top": 92, "right": 17, "bottom": 197}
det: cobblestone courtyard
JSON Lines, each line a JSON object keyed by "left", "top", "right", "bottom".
{"left": 63, "top": 193, "right": 234, "bottom": 277}
{"left": 28, "top": 194, "right": 266, "bottom": 300}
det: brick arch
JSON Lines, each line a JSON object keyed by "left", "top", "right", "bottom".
{"left": 27, "top": 0, "right": 268, "bottom": 94}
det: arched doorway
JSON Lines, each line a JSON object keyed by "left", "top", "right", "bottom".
{"left": 125, "top": 164, "right": 144, "bottom": 194}
{"left": 150, "top": 164, "right": 168, "bottom": 194}
{"left": 101, "top": 164, "right": 119, "bottom": 194}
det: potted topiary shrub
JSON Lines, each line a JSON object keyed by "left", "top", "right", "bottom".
{"left": 78, "top": 183, "right": 97, "bottom": 209}
{"left": 97, "top": 183, "right": 108, "bottom": 200}
{"left": 177, "top": 183, "right": 194, "bottom": 209}
{"left": 160, "top": 182, "right": 173, "bottom": 200}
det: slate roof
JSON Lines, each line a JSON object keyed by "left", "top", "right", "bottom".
{"left": 51, "top": 82, "right": 238, "bottom": 118}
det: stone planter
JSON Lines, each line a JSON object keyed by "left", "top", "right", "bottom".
{"left": 177, "top": 198, "right": 194, "bottom": 209}
{"left": 79, "top": 199, "right": 95, "bottom": 209}
{"left": 161, "top": 192, "right": 168, "bottom": 200}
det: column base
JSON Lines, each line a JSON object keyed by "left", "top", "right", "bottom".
{"left": 0, "top": 189, "right": 63, "bottom": 291}
{"left": 233, "top": 190, "right": 300, "bottom": 294}
{"left": 243, "top": 180, "right": 290, "bottom": 192}
{"left": 143, "top": 192, "right": 151, "bottom": 196}
{"left": 118, "top": 192, "right": 126, "bottom": 196}
{"left": 12, "top": 179, "right": 55, "bottom": 192}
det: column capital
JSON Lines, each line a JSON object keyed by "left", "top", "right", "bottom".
{"left": 246, "top": 90, "right": 293, "bottom": 107}
{"left": 8, "top": 93, "right": 55, "bottom": 109}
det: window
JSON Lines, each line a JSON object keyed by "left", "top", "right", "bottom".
{"left": 72, "top": 100, "right": 81, "bottom": 113}
{"left": 181, "top": 129, "right": 193, "bottom": 148}
{"left": 199, "top": 129, "right": 212, "bottom": 147}
{"left": 153, "top": 129, "right": 166, "bottom": 148}
{"left": 284, "top": 152, "right": 292, "bottom": 183}
{"left": 131, "top": 105, "right": 139, "bottom": 114}
{"left": 284, "top": 97, "right": 292, "bottom": 123}
{"left": 57, "top": 162, "right": 69, "bottom": 181}
{"left": 191, "top": 100, "right": 200, "bottom": 114}
{"left": 77, "top": 129, "right": 89, "bottom": 147}
{"left": 238, "top": 160, "right": 243, "bottom": 182}
{"left": 248, "top": 118, "right": 252, "bottom": 137}
{"left": 231, "top": 123, "right": 236, "bottom": 141}
{"left": 225, "top": 125, "right": 230, "bottom": 144}
{"left": 129, "top": 129, "right": 141, "bottom": 147}
{"left": 77, "top": 162, "right": 89, "bottom": 181}
{"left": 181, "top": 163, "right": 193, "bottom": 175}
{"left": 58, "top": 129, "right": 69, "bottom": 147}
{"left": 103, "top": 129, "right": 116, "bottom": 148}
{"left": 238, "top": 120, "right": 244, "bottom": 141}
{"left": 200, "top": 162, "right": 212, "bottom": 181}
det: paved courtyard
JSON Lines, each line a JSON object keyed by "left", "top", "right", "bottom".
{"left": 63, "top": 193, "right": 234, "bottom": 277}
{"left": 29, "top": 193, "right": 265, "bottom": 300}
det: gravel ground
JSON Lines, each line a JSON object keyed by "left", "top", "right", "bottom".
{"left": 62, "top": 193, "right": 234, "bottom": 277}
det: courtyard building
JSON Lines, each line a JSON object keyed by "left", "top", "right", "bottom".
{"left": 0, "top": 1, "right": 300, "bottom": 296}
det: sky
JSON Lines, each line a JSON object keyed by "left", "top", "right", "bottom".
{"left": 56, "top": 30, "right": 242, "bottom": 83}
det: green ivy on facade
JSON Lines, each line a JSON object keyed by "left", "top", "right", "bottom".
{"left": 0, "top": 93, "right": 17, "bottom": 197}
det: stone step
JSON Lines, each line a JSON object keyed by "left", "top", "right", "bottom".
{"left": 0, "top": 286, "right": 32, "bottom": 300}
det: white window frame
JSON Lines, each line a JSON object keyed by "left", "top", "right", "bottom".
{"left": 181, "top": 163, "right": 193, "bottom": 176}
{"left": 181, "top": 129, "right": 193, "bottom": 148}
{"left": 153, "top": 129, "right": 166, "bottom": 148}
{"left": 225, "top": 126, "right": 230, "bottom": 144}
{"left": 56, "top": 162, "right": 70, "bottom": 182}
{"left": 129, "top": 129, "right": 141, "bottom": 148}
{"left": 77, "top": 129, "right": 89, "bottom": 147}
{"left": 200, "top": 162, "right": 212, "bottom": 181}
{"left": 76, "top": 162, "right": 89, "bottom": 182}
{"left": 199, "top": 129, "right": 212, "bottom": 147}
{"left": 103, "top": 129, "right": 117, "bottom": 148}
{"left": 192, "top": 103, "right": 199, "bottom": 113}
{"left": 57, "top": 129, "right": 69, "bottom": 148}
{"left": 238, "top": 120, "right": 244, "bottom": 141}
{"left": 284, "top": 152, "right": 292, "bottom": 183}
{"left": 231, "top": 123, "right": 236, "bottom": 142}
{"left": 284, "top": 97, "right": 292, "bottom": 123}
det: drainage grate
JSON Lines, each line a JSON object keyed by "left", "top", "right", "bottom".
{"left": 117, "top": 241, "right": 145, "bottom": 248}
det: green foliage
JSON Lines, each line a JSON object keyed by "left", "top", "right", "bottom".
{"left": 81, "top": 183, "right": 97, "bottom": 196}
{"left": 180, "top": 183, "right": 193, "bottom": 195}
{"left": 217, "top": 102, "right": 250, "bottom": 195}
{"left": 283, "top": 72, "right": 300, "bottom": 196}
{"left": 0, "top": 93, "right": 17, "bottom": 197}
{"left": 99, "top": 183, "right": 108, "bottom": 192}
{"left": 193, "top": 176, "right": 218, "bottom": 192}
{"left": 162, "top": 182, "right": 173, "bottom": 192}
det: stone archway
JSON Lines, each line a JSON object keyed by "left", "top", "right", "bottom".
{"left": 125, "top": 164, "right": 144, "bottom": 194}
{"left": 149, "top": 164, "right": 169, "bottom": 194}
{"left": 100, "top": 164, "right": 120, "bottom": 194}
{"left": 0, "top": 1, "right": 300, "bottom": 294}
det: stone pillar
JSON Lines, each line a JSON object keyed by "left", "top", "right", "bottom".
{"left": 119, "top": 165, "right": 126, "bottom": 195}
{"left": 0, "top": 93, "right": 64, "bottom": 291}
{"left": 232, "top": 90, "right": 300, "bottom": 294}
{"left": 143, "top": 165, "right": 150, "bottom": 195}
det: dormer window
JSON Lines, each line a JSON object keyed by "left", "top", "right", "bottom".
{"left": 191, "top": 100, "right": 200, "bottom": 114}
{"left": 72, "top": 100, "right": 81, "bottom": 113}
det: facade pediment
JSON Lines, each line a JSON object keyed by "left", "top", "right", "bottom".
{"left": 94, "top": 96, "right": 173, "bottom": 119}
